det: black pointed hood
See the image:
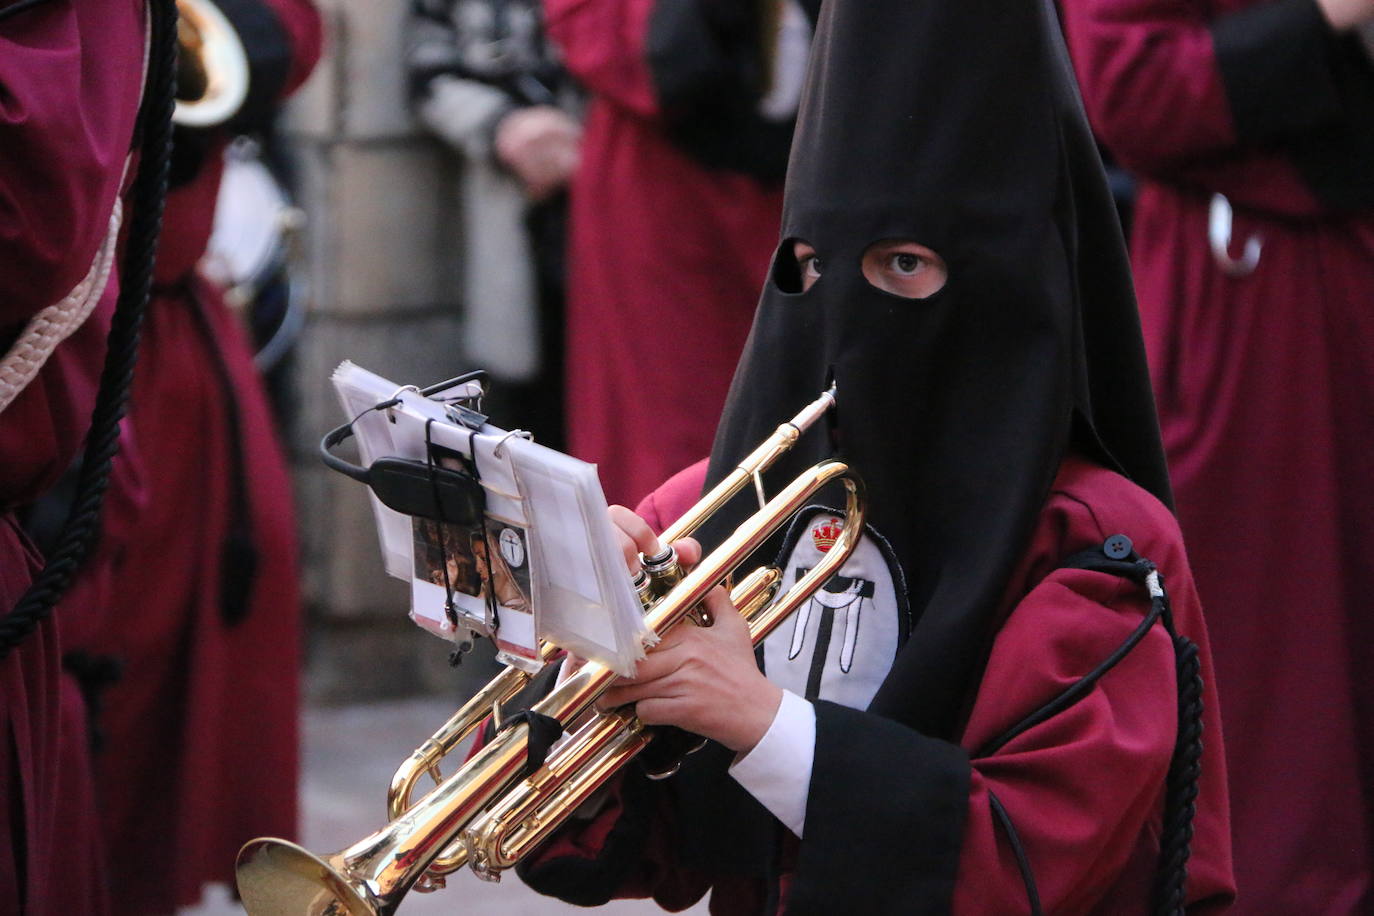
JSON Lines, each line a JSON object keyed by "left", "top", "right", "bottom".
{"left": 697, "top": 0, "right": 1171, "bottom": 742}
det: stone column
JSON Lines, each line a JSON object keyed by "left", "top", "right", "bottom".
{"left": 280, "top": 0, "right": 502, "bottom": 703}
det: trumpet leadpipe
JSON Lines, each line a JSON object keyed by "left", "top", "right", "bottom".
{"left": 659, "top": 384, "right": 836, "bottom": 545}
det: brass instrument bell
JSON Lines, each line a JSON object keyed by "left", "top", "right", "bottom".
{"left": 174, "top": 0, "right": 250, "bottom": 127}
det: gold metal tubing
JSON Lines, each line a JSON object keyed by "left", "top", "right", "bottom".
{"left": 234, "top": 390, "right": 846, "bottom": 915}
{"left": 747, "top": 475, "right": 863, "bottom": 645}
{"left": 732, "top": 565, "right": 785, "bottom": 623}
{"left": 658, "top": 385, "right": 835, "bottom": 546}
{"left": 388, "top": 666, "right": 528, "bottom": 821}
{"left": 238, "top": 712, "right": 537, "bottom": 915}
{"left": 458, "top": 571, "right": 782, "bottom": 874}
{"left": 462, "top": 466, "right": 864, "bottom": 874}
{"left": 463, "top": 711, "right": 652, "bottom": 879}
{"left": 388, "top": 642, "right": 562, "bottom": 878}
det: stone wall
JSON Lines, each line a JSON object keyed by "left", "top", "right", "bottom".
{"left": 279, "top": 0, "right": 503, "bottom": 703}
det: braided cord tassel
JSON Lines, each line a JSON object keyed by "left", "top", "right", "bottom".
{"left": 1153, "top": 589, "right": 1204, "bottom": 915}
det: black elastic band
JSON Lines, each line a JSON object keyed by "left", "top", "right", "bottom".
{"left": 423, "top": 418, "right": 460, "bottom": 629}
{"left": 499, "top": 710, "right": 565, "bottom": 775}
{"left": 465, "top": 426, "right": 499, "bottom": 633}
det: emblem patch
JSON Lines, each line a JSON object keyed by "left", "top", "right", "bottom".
{"left": 811, "top": 516, "right": 843, "bottom": 552}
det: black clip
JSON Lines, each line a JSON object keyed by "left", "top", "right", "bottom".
{"left": 319, "top": 371, "right": 489, "bottom": 524}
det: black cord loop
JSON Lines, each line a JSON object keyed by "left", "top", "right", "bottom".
{"left": 976, "top": 537, "right": 1202, "bottom": 916}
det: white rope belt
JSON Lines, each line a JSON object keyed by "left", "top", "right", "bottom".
{"left": 0, "top": 198, "right": 125, "bottom": 415}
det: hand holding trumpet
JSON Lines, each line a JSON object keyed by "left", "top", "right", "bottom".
{"left": 596, "top": 505, "right": 784, "bottom": 755}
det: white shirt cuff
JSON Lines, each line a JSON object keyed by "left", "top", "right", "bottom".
{"left": 727, "top": 689, "right": 815, "bottom": 837}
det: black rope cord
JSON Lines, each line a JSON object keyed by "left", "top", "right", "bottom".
{"left": 1154, "top": 630, "right": 1203, "bottom": 916}
{"left": 0, "top": 0, "right": 55, "bottom": 24}
{"left": 989, "top": 790, "right": 1043, "bottom": 916}
{"left": 972, "top": 539, "right": 1203, "bottom": 916}
{"left": 0, "top": 0, "right": 177, "bottom": 658}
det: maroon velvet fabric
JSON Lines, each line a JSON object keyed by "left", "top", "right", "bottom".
{"left": 544, "top": 0, "right": 784, "bottom": 508}
{"left": 1063, "top": 2, "right": 1374, "bottom": 910}
{"left": 0, "top": 1, "right": 147, "bottom": 912}
{"left": 527, "top": 456, "right": 1235, "bottom": 913}
{"left": 53, "top": 2, "right": 322, "bottom": 911}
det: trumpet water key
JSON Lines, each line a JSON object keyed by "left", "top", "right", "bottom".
{"left": 235, "top": 388, "right": 864, "bottom": 915}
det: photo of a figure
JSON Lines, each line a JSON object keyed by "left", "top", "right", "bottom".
{"left": 482, "top": 518, "right": 533, "bottom": 614}
{"left": 410, "top": 445, "right": 487, "bottom": 598}
{"left": 412, "top": 516, "right": 485, "bottom": 598}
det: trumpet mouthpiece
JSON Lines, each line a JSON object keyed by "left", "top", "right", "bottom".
{"left": 787, "top": 386, "right": 838, "bottom": 437}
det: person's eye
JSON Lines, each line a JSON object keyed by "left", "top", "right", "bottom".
{"left": 888, "top": 252, "right": 925, "bottom": 275}
{"left": 800, "top": 255, "right": 823, "bottom": 279}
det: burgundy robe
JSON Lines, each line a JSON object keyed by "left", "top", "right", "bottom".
{"left": 545, "top": 0, "right": 787, "bottom": 508}
{"left": 1061, "top": 2, "right": 1374, "bottom": 910}
{"left": 520, "top": 456, "right": 1236, "bottom": 913}
{"left": 58, "top": 3, "right": 323, "bottom": 911}
{"left": 0, "top": 0, "right": 147, "bottom": 912}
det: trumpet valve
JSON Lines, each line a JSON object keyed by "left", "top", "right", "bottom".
{"left": 640, "top": 545, "right": 683, "bottom": 597}
{"left": 632, "top": 569, "right": 654, "bottom": 610}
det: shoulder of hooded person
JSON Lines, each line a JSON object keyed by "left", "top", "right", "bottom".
{"left": 633, "top": 459, "right": 709, "bottom": 534}
{"left": 1005, "top": 452, "right": 1188, "bottom": 607}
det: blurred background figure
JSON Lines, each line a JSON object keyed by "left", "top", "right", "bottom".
{"left": 32, "top": 1, "right": 324, "bottom": 912}
{"left": 548, "top": 0, "right": 818, "bottom": 507}
{"left": 1063, "top": 1, "right": 1374, "bottom": 911}
{"left": 405, "top": 0, "right": 582, "bottom": 449}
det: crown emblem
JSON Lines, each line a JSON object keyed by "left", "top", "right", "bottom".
{"left": 811, "top": 517, "right": 843, "bottom": 552}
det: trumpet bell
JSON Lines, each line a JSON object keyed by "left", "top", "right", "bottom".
{"left": 174, "top": 0, "right": 250, "bottom": 127}
{"left": 237, "top": 839, "right": 376, "bottom": 916}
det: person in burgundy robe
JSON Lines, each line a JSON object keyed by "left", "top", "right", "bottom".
{"left": 546, "top": 0, "right": 816, "bottom": 507}
{"left": 509, "top": 0, "right": 1236, "bottom": 912}
{"left": 1060, "top": 2, "right": 1374, "bottom": 911}
{"left": 51, "top": 2, "right": 323, "bottom": 912}
{"left": 0, "top": 1, "right": 150, "bottom": 912}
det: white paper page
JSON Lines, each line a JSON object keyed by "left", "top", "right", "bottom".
{"left": 506, "top": 441, "right": 650, "bottom": 675}
{"left": 329, "top": 363, "right": 646, "bottom": 672}
{"left": 330, "top": 362, "right": 417, "bottom": 580}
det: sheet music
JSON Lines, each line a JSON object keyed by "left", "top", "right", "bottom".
{"left": 330, "top": 362, "right": 651, "bottom": 675}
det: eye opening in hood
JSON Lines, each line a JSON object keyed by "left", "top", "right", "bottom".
{"left": 861, "top": 238, "right": 948, "bottom": 300}
{"left": 771, "top": 237, "right": 818, "bottom": 295}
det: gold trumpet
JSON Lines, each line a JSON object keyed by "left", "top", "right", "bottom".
{"left": 236, "top": 389, "right": 865, "bottom": 915}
